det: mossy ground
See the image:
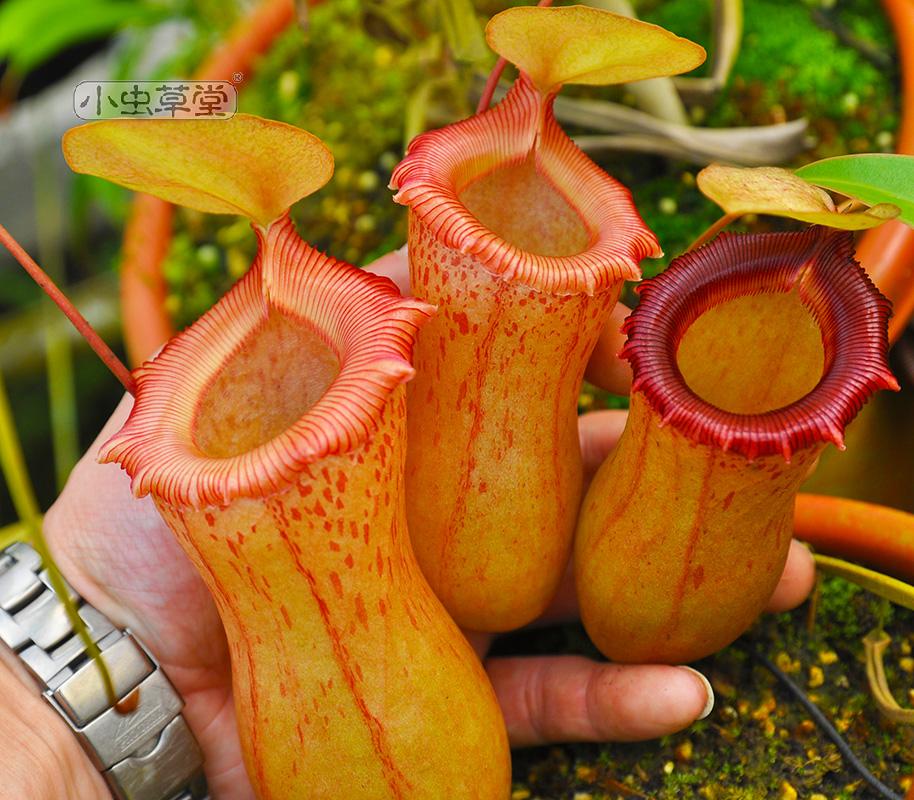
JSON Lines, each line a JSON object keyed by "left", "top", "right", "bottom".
{"left": 502, "top": 578, "right": 914, "bottom": 799}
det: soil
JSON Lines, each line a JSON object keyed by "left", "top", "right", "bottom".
{"left": 502, "top": 578, "right": 914, "bottom": 799}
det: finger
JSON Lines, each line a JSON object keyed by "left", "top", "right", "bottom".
{"left": 584, "top": 302, "right": 633, "bottom": 396}
{"left": 766, "top": 539, "right": 816, "bottom": 612}
{"left": 537, "top": 559, "right": 578, "bottom": 624}
{"left": 363, "top": 245, "right": 409, "bottom": 294}
{"left": 485, "top": 655, "right": 713, "bottom": 746}
{"left": 578, "top": 409, "right": 628, "bottom": 481}
{"left": 532, "top": 411, "right": 628, "bottom": 625}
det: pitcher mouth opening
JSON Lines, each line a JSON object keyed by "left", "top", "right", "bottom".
{"left": 621, "top": 227, "right": 898, "bottom": 461}
{"left": 100, "top": 214, "right": 433, "bottom": 508}
{"left": 390, "top": 74, "right": 661, "bottom": 295}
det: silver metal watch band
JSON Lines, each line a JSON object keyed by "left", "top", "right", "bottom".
{"left": 0, "top": 541, "right": 209, "bottom": 800}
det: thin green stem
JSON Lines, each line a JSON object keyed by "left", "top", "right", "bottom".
{"left": 34, "top": 148, "right": 80, "bottom": 490}
{"left": 0, "top": 373, "right": 42, "bottom": 523}
{"left": 687, "top": 212, "right": 739, "bottom": 252}
{"left": 814, "top": 553, "right": 914, "bottom": 611}
{"left": 0, "top": 371, "right": 118, "bottom": 707}
{"left": 43, "top": 313, "right": 79, "bottom": 491}
{"left": 0, "top": 521, "right": 29, "bottom": 550}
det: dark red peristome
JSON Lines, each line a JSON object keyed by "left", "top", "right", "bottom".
{"left": 621, "top": 227, "right": 899, "bottom": 461}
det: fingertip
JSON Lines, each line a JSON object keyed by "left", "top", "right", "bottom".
{"left": 678, "top": 666, "right": 714, "bottom": 720}
{"left": 578, "top": 409, "right": 629, "bottom": 480}
{"left": 588, "top": 664, "right": 712, "bottom": 741}
{"left": 584, "top": 303, "right": 633, "bottom": 396}
{"left": 363, "top": 246, "right": 410, "bottom": 294}
{"left": 766, "top": 539, "right": 816, "bottom": 613}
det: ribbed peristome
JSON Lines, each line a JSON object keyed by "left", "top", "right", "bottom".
{"left": 391, "top": 73, "right": 661, "bottom": 294}
{"left": 622, "top": 227, "right": 898, "bottom": 461}
{"left": 99, "top": 213, "right": 433, "bottom": 508}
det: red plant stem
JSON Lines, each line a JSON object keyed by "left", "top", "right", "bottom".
{"left": 476, "top": 56, "right": 508, "bottom": 115}
{"left": 119, "top": 0, "right": 297, "bottom": 364}
{"left": 475, "top": 0, "right": 553, "bottom": 115}
{"left": 688, "top": 212, "right": 739, "bottom": 251}
{"left": 795, "top": 494, "right": 914, "bottom": 583}
{"left": 856, "top": 0, "right": 914, "bottom": 343}
{"left": 194, "top": 0, "right": 296, "bottom": 81}
{"left": 0, "top": 224, "right": 135, "bottom": 395}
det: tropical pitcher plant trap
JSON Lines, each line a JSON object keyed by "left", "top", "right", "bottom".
{"left": 1, "top": 3, "right": 912, "bottom": 798}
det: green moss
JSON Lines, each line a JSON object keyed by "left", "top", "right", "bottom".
{"left": 642, "top": 0, "right": 895, "bottom": 121}
{"left": 508, "top": 583, "right": 914, "bottom": 798}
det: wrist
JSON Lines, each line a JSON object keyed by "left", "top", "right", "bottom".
{"left": 0, "top": 540, "right": 210, "bottom": 800}
{"left": 0, "top": 654, "right": 109, "bottom": 799}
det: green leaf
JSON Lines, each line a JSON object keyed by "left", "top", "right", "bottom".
{"left": 697, "top": 164, "right": 899, "bottom": 230}
{"left": 0, "top": 0, "right": 164, "bottom": 75}
{"left": 436, "top": 0, "right": 488, "bottom": 64}
{"left": 796, "top": 154, "right": 914, "bottom": 228}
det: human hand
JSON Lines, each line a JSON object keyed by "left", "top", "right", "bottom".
{"left": 17, "top": 247, "right": 815, "bottom": 800}
{"left": 0, "top": 653, "right": 110, "bottom": 799}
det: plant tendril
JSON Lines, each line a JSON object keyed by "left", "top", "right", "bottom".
{"left": 0, "top": 224, "right": 135, "bottom": 395}
{"left": 475, "top": 0, "right": 553, "bottom": 115}
{"left": 687, "top": 212, "right": 739, "bottom": 251}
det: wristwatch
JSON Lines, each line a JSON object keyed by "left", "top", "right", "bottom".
{"left": 0, "top": 541, "right": 209, "bottom": 800}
